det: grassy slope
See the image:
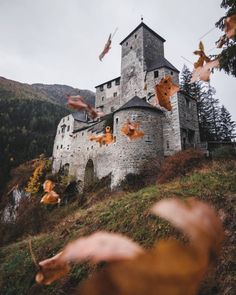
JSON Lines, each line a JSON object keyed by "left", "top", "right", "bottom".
{"left": 0, "top": 161, "right": 235, "bottom": 295}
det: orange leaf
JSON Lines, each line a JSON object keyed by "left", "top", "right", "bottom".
{"left": 225, "top": 14, "right": 236, "bottom": 39}
{"left": 43, "top": 180, "right": 55, "bottom": 193}
{"left": 154, "top": 76, "right": 179, "bottom": 111}
{"left": 89, "top": 126, "right": 113, "bottom": 146}
{"left": 36, "top": 252, "right": 70, "bottom": 285}
{"left": 121, "top": 120, "right": 144, "bottom": 140}
{"left": 40, "top": 191, "right": 61, "bottom": 205}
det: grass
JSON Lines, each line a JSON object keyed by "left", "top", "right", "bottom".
{"left": 0, "top": 160, "right": 235, "bottom": 294}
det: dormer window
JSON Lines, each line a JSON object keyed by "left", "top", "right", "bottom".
{"left": 100, "top": 85, "right": 104, "bottom": 91}
{"left": 107, "top": 82, "right": 111, "bottom": 88}
{"left": 154, "top": 70, "right": 159, "bottom": 78}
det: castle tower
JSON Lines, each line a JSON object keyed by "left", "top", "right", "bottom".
{"left": 119, "top": 22, "right": 178, "bottom": 106}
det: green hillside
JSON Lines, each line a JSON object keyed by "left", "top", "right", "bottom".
{"left": 0, "top": 160, "right": 235, "bottom": 295}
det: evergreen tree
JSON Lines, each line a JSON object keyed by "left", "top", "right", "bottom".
{"left": 219, "top": 105, "right": 236, "bottom": 141}
{"left": 216, "top": 0, "right": 236, "bottom": 77}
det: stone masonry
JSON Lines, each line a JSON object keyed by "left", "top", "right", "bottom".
{"left": 52, "top": 21, "right": 200, "bottom": 189}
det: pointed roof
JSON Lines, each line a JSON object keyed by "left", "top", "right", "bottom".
{"left": 115, "top": 96, "right": 163, "bottom": 113}
{"left": 120, "top": 22, "right": 165, "bottom": 45}
{"left": 147, "top": 57, "right": 179, "bottom": 73}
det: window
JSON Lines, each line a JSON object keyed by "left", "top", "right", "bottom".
{"left": 60, "top": 145, "right": 63, "bottom": 149}
{"left": 115, "top": 78, "right": 120, "bottom": 85}
{"left": 61, "top": 126, "right": 66, "bottom": 133}
{"left": 116, "top": 118, "right": 118, "bottom": 124}
{"left": 126, "top": 42, "right": 128, "bottom": 46}
{"left": 67, "top": 125, "right": 70, "bottom": 132}
{"left": 154, "top": 70, "right": 159, "bottom": 78}
{"left": 102, "top": 96, "right": 104, "bottom": 101}
{"left": 57, "top": 145, "right": 59, "bottom": 149}
{"left": 113, "top": 92, "right": 117, "bottom": 97}
{"left": 134, "top": 34, "right": 137, "bottom": 38}
{"left": 100, "top": 85, "right": 104, "bottom": 91}
{"left": 166, "top": 140, "right": 170, "bottom": 149}
{"left": 107, "top": 82, "right": 111, "bottom": 88}
{"left": 130, "top": 46, "right": 133, "bottom": 50}
{"left": 82, "top": 132, "right": 84, "bottom": 136}
{"left": 171, "top": 71, "right": 173, "bottom": 75}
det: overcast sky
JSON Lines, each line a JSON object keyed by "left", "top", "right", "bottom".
{"left": 0, "top": 0, "right": 235, "bottom": 121}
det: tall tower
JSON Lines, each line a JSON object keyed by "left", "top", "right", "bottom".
{"left": 120, "top": 22, "right": 178, "bottom": 106}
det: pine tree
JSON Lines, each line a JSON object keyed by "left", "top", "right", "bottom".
{"left": 216, "top": 0, "right": 236, "bottom": 77}
{"left": 219, "top": 105, "right": 236, "bottom": 141}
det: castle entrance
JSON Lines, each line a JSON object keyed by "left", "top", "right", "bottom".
{"left": 84, "top": 159, "right": 95, "bottom": 189}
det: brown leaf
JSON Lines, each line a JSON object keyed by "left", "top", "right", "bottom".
{"left": 78, "top": 240, "right": 209, "bottom": 295}
{"left": 40, "top": 191, "right": 61, "bottom": 205}
{"left": 154, "top": 76, "right": 180, "bottom": 111}
{"left": 190, "top": 59, "right": 219, "bottom": 83}
{"left": 89, "top": 126, "right": 113, "bottom": 146}
{"left": 225, "top": 14, "right": 236, "bottom": 39}
{"left": 121, "top": 120, "right": 144, "bottom": 140}
{"left": 151, "top": 198, "right": 224, "bottom": 256}
{"left": 61, "top": 231, "right": 144, "bottom": 263}
{"left": 36, "top": 252, "right": 70, "bottom": 285}
{"left": 99, "top": 34, "right": 112, "bottom": 61}
{"left": 43, "top": 180, "right": 55, "bottom": 193}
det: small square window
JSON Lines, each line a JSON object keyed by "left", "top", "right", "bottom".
{"left": 102, "top": 96, "right": 104, "bottom": 101}
{"left": 107, "top": 82, "right": 111, "bottom": 88}
{"left": 60, "top": 145, "right": 63, "bottom": 149}
{"left": 57, "top": 145, "right": 59, "bottom": 149}
{"left": 134, "top": 34, "right": 137, "bottom": 38}
{"left": 115, "top": 79, "right": 120, "bottom": 85}
{"left": 154, "top": 70, "right": 159, "bottom": 78}
{"left": 113, "top": 92, "right": 117, "bottom": 97}
{"left": 100, "top": 85, "right": 104, "bottom": 91}
{"left": 126, "top": 42, "right": 128, "bottom": 46}
{"left": 171, "top": 71, "right": 173, "bottom": 75}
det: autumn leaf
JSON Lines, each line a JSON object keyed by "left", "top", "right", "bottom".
{"left": 154, "top": 76, "right": 180, "bottom": 111}
{"left": 99, "top": 34, "right": 112, "bottom": 61}
{"left": 40, "top": 191, "right": 61, "bottom": 205}
{"left": 190, "top": 59, "right": 219, "bottom": 83}
{"left": 89, "top": 126, "right": 113, "bottom": 146}
{"left": 225, "top": 14, "right": 236, "bottom": 39}
{"left": 43, "top": 180, "right": 55, "bottom": 193}
{"left": 121, "top": 120, "right": 144, "bottom": 140}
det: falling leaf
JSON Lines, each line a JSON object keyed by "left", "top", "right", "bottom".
{"left": 36, "top": 252, "right": 70, "bottom": 285}
{"left": 225, "top": 14, "right": 236, "bottom": 39}
{"left": 193, "top": 42, "right": 211, "bottom": 69}
{"left": 43, "top": 180, "right": 55, "bottom": 193}
{"left": 190, "top": 59, "right": 219, "bottom": 83}
{"left": 151, "top": 198, "right": 224, "bottom": 255}
{"left": 121, "top": 120, "right": 144, "bottom": 140}
{"left": 216, "top": 35, "right": 227, "bottom": 48}
{"left": 40, "top": 191, "right": 61, "bottom": 205}
{"left": 36, "top": 198, "right": 224, "bottom": 294}
{"left": 66, "top": 95, "right": 105, "bottom": 120}
{"left": 154, "top": 76, "right": 180, "bottom": 111}
{"left": 99, "top": 34, "right": 112, "bottom": 61}
{"left": 89, "top": 126, "right": 113, "bottom": 146}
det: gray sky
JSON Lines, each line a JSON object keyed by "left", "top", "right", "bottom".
{"left": 0, "top": 0, "right": 235, "bottom": 121}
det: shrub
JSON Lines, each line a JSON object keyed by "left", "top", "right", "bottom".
{"left": 119, "top": 173, "right": 145, "bottom": 191}
{"left": 211, "top": 146, "right": 236, "bottom": 160}
{"left": 157, "top": 149, "right": 205, "bottom": 183}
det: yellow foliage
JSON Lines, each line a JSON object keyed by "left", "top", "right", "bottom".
{"left": 25, "top": 159, "right": 46, "bottom": 194}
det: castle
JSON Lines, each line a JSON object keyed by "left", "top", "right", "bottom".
{"left": 52, "top": 21, "right": 200, "bottom": 189}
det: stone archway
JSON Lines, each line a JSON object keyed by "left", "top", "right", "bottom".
{"left": 84, "top": 159, "right": 95, "bottom": 189}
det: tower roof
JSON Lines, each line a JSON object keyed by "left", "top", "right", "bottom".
{"left": 120, "top": 22, "right": 165, "bottom": 45}
{"left": 115, "top": 96, "right": 163, "bottom": 114}
{"left": 147, "top": 56, "right": 179, "bottom": 73}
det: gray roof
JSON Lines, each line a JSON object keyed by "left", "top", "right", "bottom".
{"left": 147, "top": 57, "right": 179, "bottom": 73}
{"left": 95, "top": 77, "right": 120, "bottom": 88}
{"left": 120, "top": 22, "right": 165, "bottom": 45}
{"left": 72, "top": 111, "right": 88, "bottom": 122}
{"left": 115, "top": 96, "right": 163, "bottom": 114}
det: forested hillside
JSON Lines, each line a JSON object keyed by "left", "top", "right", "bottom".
{"left": 0, "top": 77, "right": 95, "bottom": 195}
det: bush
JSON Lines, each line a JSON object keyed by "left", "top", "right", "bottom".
{"left": 119, "top": 173, "right": 145, "bottom": 191}
{"left": 157, "top": 149, "right": 205, "bottom": 183}
{"left": 211, "top": 146, "right": 236, "bottom": 160}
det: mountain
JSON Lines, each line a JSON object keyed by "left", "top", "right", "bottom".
{"left": 0, "top": 76, "right": 95, "bottom": 194}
